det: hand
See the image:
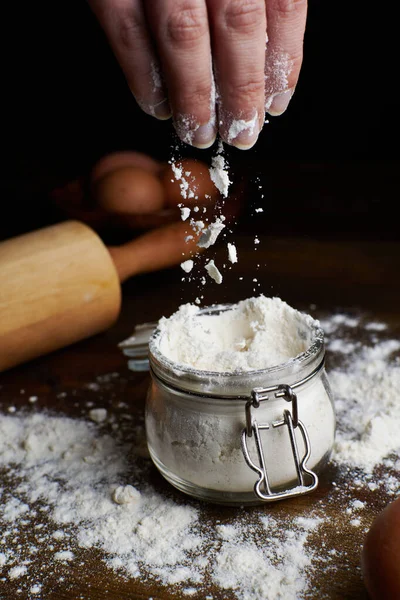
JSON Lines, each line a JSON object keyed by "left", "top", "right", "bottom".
{"left": 87, "top": 0, "right": 307, "bottom": 150}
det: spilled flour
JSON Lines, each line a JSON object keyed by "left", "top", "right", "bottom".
{"left": 1, "top": 310, "right": 400, "bottom": 599}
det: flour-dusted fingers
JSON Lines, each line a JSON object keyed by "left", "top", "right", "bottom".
{"left": 87, "top": 0, "right": 171, "bottom": 119}
{"left": 207, "top": 0, "right": 266, "bottom": 149}
{"left": 264, "top": 0, "right": 308, "bottom": 116}
{"left": 144, "top": 0, "right": 216, "bottom": 148}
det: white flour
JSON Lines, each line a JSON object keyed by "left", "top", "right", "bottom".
{"left": 227, "top": 112, "right": 259, "bottom": 146}
{"left": 204, "top": 259, "right": 223, "bottom": 285}
{"left": 0, "top": 403, "right": 324, "bottom": 599}
{"left": 155, "top": 296, "right": 315, "bottom": 372}
{"left": 197, "top": 217, "right": 225, "bottom": 249}
{"left": 148, "top": 296, "right": 333, "bottom": 494}
{"left": 227, "top": 242, "right": 238, "bottom": 263}
{"left": 209, "top": 154, "right": 230, "bottom": 198}
{"left": 180, "top": 260, "right": 194, "bottom": 274}
{"left": 264, "top": 50, "right": 293, "bottom": 112}
{"left": 1, "top": 311, "right": 400, "bottom": 599}
{"left": 168, "top": 140, "right": 234, "bottom": 288}
{"left": 150, "top": 61, "right": 162, "bottom": 92}
{"left": 180, "top": 206, "right": 191, "bottom": 221}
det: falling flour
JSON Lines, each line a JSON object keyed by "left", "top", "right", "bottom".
{"left": 168, "top": 137, "right": 236, "bottom": 287}
{"left": 205, "top": 259, "right": 223, "bottom": 285}
{"left": 197, "top": 217, "right": 225, "bottom": 249}
{"left": 1, "top": 308, "right": 400, "bottom": 599}
{"left": 209, "top": 154, "right": 230, "bottom": 198}
{"left": 209, "top": 141, "right": 231, "bottom": 198}
{"left": 180, "top": 260, "right": 194, "bottom": 274}
{"left": 180, "top": 206, "right": 191, "bottom": 221}
{"left": 227, "top": 242, "right": 238, "bottom": 263}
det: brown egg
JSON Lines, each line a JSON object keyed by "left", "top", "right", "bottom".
{"left": 91, "top": 151, "right": 162, "bottom": 183}
{"left": 93, "top": 166, "right": 165, "bottom": 215}
{"left": 162, "top": 158, "right": 219, "bottom": 207}
{"left": 362, "top": 496, "right": 400, "bottom": 599}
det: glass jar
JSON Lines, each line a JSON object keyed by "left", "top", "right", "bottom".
{"left": 145, "top": 304, "right": 335, "bottom": 506}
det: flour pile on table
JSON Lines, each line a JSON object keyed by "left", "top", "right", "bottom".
{"left": 1, "top": 311, "right": 400, "bottom": 599}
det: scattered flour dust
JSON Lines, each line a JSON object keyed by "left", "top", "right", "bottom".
{"left": 1, "top": 309, "right": 400, "bottom": 599}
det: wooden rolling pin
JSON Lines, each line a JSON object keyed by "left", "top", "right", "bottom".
{"left": 0, "top": 219, "right": 199, "bottom": 373}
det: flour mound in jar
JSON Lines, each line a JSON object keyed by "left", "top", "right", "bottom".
{"left": 156, "top": 295, "right": 317, "bottom": 372}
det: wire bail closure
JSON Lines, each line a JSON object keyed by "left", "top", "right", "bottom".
{"left": 241, "top": 383, "right": 319, "bottom": 502}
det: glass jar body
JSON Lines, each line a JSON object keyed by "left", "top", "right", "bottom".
{"left": 145, "top": 357, "right": 335, "bottom": 506}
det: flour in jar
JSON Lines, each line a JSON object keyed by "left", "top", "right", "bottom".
{"left": 148, "top": 295, "right": 333, "bottom": 496}
{"left": 155, "top": 295, "right": 317, "bottom": 372}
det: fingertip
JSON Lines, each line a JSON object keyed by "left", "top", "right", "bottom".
{"left": 152, "top": 98, "right": 173, "bottom": 121}
{"left": 136, "top": 96, "right": 172, "bottom": 121}
{"left": 174, "top": 116, "right": 217, "bottom": 149}
{"left": 265, "top": 88, "right": 294, "bottom": 116}
{"left": 230, "top": 137, "right": 259, "bottom": 151}
{"left": 221, "top": 111, "right": 260, "bottom": 150}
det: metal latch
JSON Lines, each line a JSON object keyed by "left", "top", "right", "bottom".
{"left": 241, "top": 384, "right": 318, "bottom": 502}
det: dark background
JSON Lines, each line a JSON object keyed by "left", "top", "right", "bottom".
{"left": 2, "top": 1, "right": 399, "bottom": 240}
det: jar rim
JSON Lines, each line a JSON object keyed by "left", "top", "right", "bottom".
{"left": 148, "top": 303, "right": 325, "bottom": 397}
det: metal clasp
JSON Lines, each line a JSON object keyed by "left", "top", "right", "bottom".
{"left": 241, "top": 384, "right": 318, "bottom": 502}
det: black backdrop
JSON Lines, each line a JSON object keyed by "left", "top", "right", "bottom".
{"left": 2, "top": 1, "right": 399, "bottom": 239}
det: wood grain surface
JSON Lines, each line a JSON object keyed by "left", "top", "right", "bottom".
{"left": 1, "top": 233, "right": 399, "bottom": 600}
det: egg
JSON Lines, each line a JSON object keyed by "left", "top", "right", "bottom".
{"left": 362, "top": 496, "right": 400, "bottom": 599}
{"left": 91, "top": 151, "right": 162, "bottom": 183}
{"left": 93, "top": 166, "right": 165, "bottom": 215}
{"left": 162, "top": 158, "right": 219, "bottom": 207}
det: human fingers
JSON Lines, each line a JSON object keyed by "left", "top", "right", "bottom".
{"left": 87, "top": 0, "right": 171, "bottom": 119}
{"left": 207, "top": 0, "right": 266, "bottom": 149}
{"left": 264, "top": 0, "right": 307, "bottom": 116}
{"left": 144, "top": 0, "right": 216, "bottom": 148}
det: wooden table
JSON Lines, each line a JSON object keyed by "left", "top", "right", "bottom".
{"left": 1, "top": 232, "right": 399, "bottom": 600}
